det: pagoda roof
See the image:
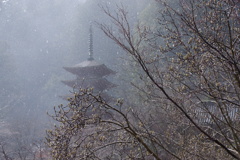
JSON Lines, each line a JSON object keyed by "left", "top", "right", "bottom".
{"left": 63, "top": 60, "right": 116, "bottom": 77}
{"left": 61, "top": 78, "right": 117, "bottom": 91}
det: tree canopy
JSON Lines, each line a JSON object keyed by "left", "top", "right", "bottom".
{"left": 47, "top": 0, "right": 240, "bottom": 159}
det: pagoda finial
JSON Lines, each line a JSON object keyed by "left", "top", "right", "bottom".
{"left": 88, "top": 24, "right": 94, "bottom": 61}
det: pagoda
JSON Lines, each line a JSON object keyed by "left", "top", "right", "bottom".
{"left": 61, "top": 25, "right": 116, "bottom": 100}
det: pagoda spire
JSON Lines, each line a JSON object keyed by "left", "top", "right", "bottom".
{"left": 62, "top": 24, "right": 116, "bottom": 101}
{"left": 88, "top": 24, "right": 94, "bottom": 61}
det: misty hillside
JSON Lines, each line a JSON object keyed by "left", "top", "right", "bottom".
{"left": 1, "top": 0, "right": 240, "bottom": 159}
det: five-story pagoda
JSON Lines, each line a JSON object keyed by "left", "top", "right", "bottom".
{"left": 61, "top": 26, "right": 116, "bottom": 100}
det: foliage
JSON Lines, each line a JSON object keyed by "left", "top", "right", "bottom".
{"left": 47, "top": 0, "right": 240, "bottom": 159}
{"left": 47, "top": 89, "right": 172, "bottom": 159}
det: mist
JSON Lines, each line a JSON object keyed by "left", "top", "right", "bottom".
{"left": 0, "top": 0, "right": 149, "bottom": 159}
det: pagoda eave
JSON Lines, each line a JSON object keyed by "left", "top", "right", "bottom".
{"left": 63, "top": 64, "right": 116, "bottom": 78}
{"left": 61, "top": 78, "right": 117, "bottom": 91}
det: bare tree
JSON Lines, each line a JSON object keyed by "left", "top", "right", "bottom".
{"left": 47, "top": 0, "right": 240, "bottom": 159}
{"left": 0, "top": 120, "right": 48, "bottom": 160}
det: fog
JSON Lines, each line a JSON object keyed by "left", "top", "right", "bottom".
{"left": 1, "top": 0, "right": 82, "bottom": 122}
{"left": 0, "top": 0, "right": 148, "bottom": 158}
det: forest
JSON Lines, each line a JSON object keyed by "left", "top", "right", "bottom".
{"left": 0, "top": 0, "right": 240, "bottom": 159}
